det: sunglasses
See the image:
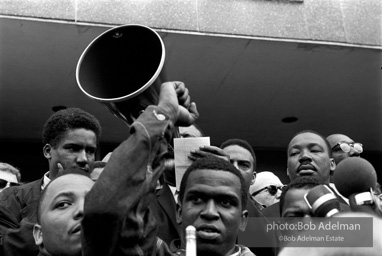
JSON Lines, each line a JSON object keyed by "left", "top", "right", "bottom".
{"left": 332, "top": 142, "right": 363, "bottom": 153}
{"left": 0, "top": 179, "right": 19, "bottom": 189}
{"left": 252, "top": 185, "right": 285, "bottom": 197}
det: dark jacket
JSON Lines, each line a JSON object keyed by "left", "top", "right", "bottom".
{"left": 0, "top": 178, "right": 43, "bottom": 256}
{"left": 82, "top": 106, "right": 255, "bottom": 256}
{"left": 241, "top": 197, "right": 279, "bottom": 256}
{"left": 150, "top": 182, "right": 181, "bottom": 245}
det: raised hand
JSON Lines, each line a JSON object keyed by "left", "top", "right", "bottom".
{"left": 157, "top": 81, "right": 199, "bottom": 127}
{"left": 188, "top": 145, "right": 230, "bottom": 162}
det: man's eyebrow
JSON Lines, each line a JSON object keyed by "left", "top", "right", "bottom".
{"left": 186, "top": 189, "right": 240, "bottom": 200}
{"left": 289, "top": 142, "right": 324, "bottom": 150}
{"left": 53, "top": 191, "right": 75, "bottom": 200}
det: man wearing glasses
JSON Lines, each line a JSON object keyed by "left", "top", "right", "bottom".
{"left": 0, "top": 162, "right": 21, "bottom": 193}
{"left": 326, "top": 134, "right": 363, "bottom": 203}
{"left": 249, "top": 171, "right": 284, "bottom": 208}
{"left": 326, "top": 134, "right": 363, "bottom": 165}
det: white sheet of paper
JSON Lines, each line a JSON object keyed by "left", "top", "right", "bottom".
{"left": 174, "top": 137, "right": 210, "bottom": 190}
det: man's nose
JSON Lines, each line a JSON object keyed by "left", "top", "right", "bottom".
{"left": 349, "top": 148, "right": 361, "bottom": 157}
{"left": 73, "top": 200, "right": 84, "bottom": 220}
{"left": 299, "top": 150, "right": 312, "bottom": 162}
{"left": 77, "top": 150, "right": 89, "bottom": 163}
{"left": 275, "top": 189, "right": 282, "bottom": 199}
{"left": 200, "top": 200, "right": 219, "bottom": 220}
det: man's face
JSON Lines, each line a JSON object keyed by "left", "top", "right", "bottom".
{"left": 34, "top": 174, "right": 94, "bottom": 256}
{"left": 287, "top": 133, "right": 334, "bottom": 183}
{"left": 44, "top": 128, "right": 97, "bottom": 179}
{"left": 326, "top": 134, "right": 361, "bottom": 165}
{"left": 281, "top": 188, "right": 312, "bottom": 218}
{"left": 252, "top": 185, "right": 282, "bottom": 208}
{"left": 222, "top": 145, "right": 255, "bottom": 190}
{"left": 0, "top": 170, "right": 18, "bottom": 193}
{"left": 177, "top": 170, "right": 248, "bottom": 256}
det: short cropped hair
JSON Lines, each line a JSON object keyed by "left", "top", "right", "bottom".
{"left": 287, "top": 130, "right": 332, "bottom": 157}
{"left": 220, "top": 138, "right": 257, "bottom": 171}
{"left": 279, "top": 176, "right": 326, "bottom": 215}
{"left": 0, "top": 162, "right": 21, "bottom": 182}
{"left": 42, "top": 108, "right": 101, "bottom": 148}
{"left": 178, "top": 156, "right": 248, "bottom": 210}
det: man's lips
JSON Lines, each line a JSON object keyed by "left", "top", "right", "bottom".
{"left": 297, "top": 165, "right": 316, "bottom": 175}
{"left": 80, "top": 167, "right": 89, "bottom": 172}
{"left": 70, "top": 224, "right": 82, "bottom": 234}
{"left": 196, "top": 225, "right": 220, "bottom": 240}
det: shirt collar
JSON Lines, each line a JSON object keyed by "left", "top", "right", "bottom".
{"left": 41, "top": 172, "right": 51, "bottom": 190}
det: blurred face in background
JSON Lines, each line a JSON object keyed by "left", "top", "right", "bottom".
{"left": 222, "top": 145, "right": 255, "bottom": 191}
{"left": 0, "top": 170, "right": 18, "bottom": 193}
{"left": 326, "top": 134, "right": 362, "bottom": 165}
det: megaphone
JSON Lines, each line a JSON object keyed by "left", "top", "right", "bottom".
{"left": 76, "top": 24, "right": 165, "bottom": 126}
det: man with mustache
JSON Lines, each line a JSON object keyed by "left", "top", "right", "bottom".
{"left": 286, "top": 130, "right": 335, "bottom": 184}
{"left": 262, "top": 130, "right": 349, "bottom": 218}
{"left": 0, "top": 107, "right": 101, "bottom": 256}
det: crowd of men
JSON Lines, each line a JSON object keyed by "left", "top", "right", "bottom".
{"left": 0, "top": 80, "right": 380, "bottom": 256}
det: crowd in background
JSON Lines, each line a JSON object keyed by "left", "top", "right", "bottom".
{"left": 0, "top": 82, "right": 380, "bottom": 256}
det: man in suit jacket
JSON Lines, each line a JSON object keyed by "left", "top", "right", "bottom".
{"left": 0, "top": 107, "right": 101, "bottom": 256}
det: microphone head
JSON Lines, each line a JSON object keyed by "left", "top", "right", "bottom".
{"left": 333, "top": 158, "right": 377, "bottom": 198}
{"left": 305, "top": 185, "right": 340, "bottom": 217}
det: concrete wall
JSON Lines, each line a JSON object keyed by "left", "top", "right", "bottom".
{"left": 1, "top": 0, "right": 381, "bottom": 47}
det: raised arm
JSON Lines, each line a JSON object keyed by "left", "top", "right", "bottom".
{"left": 82, "top": 82, "right": 198, "bottom": 256}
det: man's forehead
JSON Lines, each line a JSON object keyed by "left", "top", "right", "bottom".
{"left": 326, "top": 134, "right": 353, "bottom": 147}
{"left": 43, "top": 175, "right": 93, "bottom": 203}
{"left": 60, "top": 128, "right": 97, "bottom": 142}
{"left": 223, "top": 145, "right": 253, "bottom": 160}
{"left": 282, "top": 188, "right": 311, "bottom": 212}
{"left": 289, "top": 132, "right": 327, "bottom": 149}
{"left": 0, "top": 170, "right": 17, "bottom": 182}
{"left": 186, "top": 169, "right": 241, "bottom": 192}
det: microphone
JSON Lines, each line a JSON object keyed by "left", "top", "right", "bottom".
{"left": 304, "top": 184, "right": 340, "bottom": 217}
{"left": 333, "top": 158, "right": 381, "bottom": 216}
{"left": 185, "top": 225, "right": 197, "bottom": 256}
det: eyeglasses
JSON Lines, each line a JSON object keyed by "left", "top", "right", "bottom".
{"left": 252, "top": 185, "right": 285, "bottom": 197}
{"left": 0, "top": 179, "right": 19, "bottom": 189}
{"left": 332, "top": 142, "right": 363, "bottom": 153}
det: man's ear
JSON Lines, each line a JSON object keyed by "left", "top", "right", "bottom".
{"left": 43, "top": 144, "right": 52, "bottom": 159}
{"left": 239, "top": 210, "right": 249, "bottom": 232}
{"left": 329, "top": 158, "right": 336, "bottom": 174}
{"left": 176, "top": 202, "right": 182, "bottom": 225}
{"left": 250, "top": 173, "right": 256, "bottom": 185}
{"left": 286, "top": 168, "right": 290, "bottom": 178}
{"left": 33, "top": 224, "right": 43, "bottom": 246}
